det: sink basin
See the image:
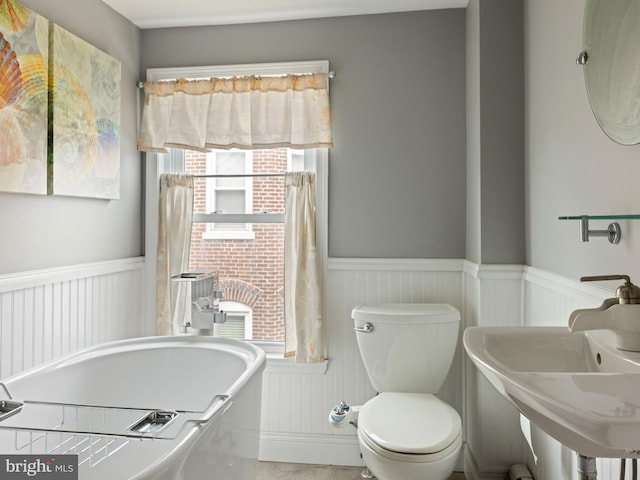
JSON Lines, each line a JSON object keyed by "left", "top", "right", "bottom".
{"left": 464, "top": 326, "right": 640, "bottom": 458}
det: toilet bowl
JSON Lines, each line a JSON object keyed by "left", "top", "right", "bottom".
{"left": 357, "top": 393, "right": 461, "bottom": 480}
{"left": 351, "top": 303, "right": 462, "bottom": 480}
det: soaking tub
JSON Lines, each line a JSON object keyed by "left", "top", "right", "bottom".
{"left": 0, "top": 335, "right": 266, "bottom": 480}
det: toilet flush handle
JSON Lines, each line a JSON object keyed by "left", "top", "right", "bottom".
{"left": 354, "top": 323, "right": 374, "bottom": 333}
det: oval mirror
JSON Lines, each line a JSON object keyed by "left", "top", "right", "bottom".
{"left": 581, "top": 0, "right": 640, "bottom": 145}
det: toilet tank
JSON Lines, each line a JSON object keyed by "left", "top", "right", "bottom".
{"left": 352, "top": 303, "right": 460, "bottom": 394}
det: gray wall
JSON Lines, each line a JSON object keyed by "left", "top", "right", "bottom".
{"left": 467, "top": 0, "right": 525, "bottom": 265}
{"left": 525, "top": 0, "right": 640, "bottom": 283}
{"left": 140, "top": 10, "right": 467, "bottom": 259}
{"left": 0, "top": 0, "right": 141, "bottom": 274}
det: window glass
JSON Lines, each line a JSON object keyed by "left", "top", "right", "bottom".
{"left": 186, "top": 147, "right": 314, "bottom": 342}
{"left": 204, "top": 150, "right": 253, "bottom": 236}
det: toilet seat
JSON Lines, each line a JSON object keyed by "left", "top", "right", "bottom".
{"left": 358, "top": 392, "right": 462, "bottom": 463}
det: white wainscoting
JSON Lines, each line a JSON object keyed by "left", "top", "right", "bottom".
{"left": 524, "top": 267, "right": 610, "bottom": 328}
{"left": 3, "top": 257, "right": 627, "bottom": 479}
{"left": 259, "top": 258, "right": 466, "bottom": 466}
{"left": 463, "top": 263, "right": 529, "bottom": 479}
{"left": 0, "top": 258, "right": 146, "bottom": 381}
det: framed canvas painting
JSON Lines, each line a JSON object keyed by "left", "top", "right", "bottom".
{"left": 49, "top": 24, "right": 121, "bottom": 199}
{"left": 0, "top": 0, "right": 48, "bottom": 195}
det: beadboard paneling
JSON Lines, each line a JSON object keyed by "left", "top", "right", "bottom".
{"left": 463, "top": 263, "right": 528, "bottom": 478}
{"left": 260, "top": 258, "right": 466, "bottom": 465}
{"left": 4, "top": 258, "right": 627, "bottom": 479}
{"left": 524, "top": 267, "right": 610, "bottom": 327}
{"left": 0, "top": 258, "right": 146, "bottom": 380}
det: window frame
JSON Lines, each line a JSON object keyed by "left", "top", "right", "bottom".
{"left": 143, "top": 61, "right": 329, "bottom": 355}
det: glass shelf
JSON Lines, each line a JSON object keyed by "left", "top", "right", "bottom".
{"left": 557, "top": 215, "right": 639, "bottom": 244}
{"left": 559, "top": 214, "right": 640, "bottom": 220}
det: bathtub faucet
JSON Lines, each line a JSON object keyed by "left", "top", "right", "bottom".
{"left": 192, "top": 295, "right": 227, "bottom": 329}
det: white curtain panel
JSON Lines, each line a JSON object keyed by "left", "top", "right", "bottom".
{"left": 138, "top": 74, "right": 333, "bottom": 152}
{"left": 157, "top": 174, "right": 194, "bottom": 335}
{"left": 284, "top": 172, "right": 324, "bottom": 362}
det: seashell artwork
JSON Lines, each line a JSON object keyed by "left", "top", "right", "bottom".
{"left": 0, "top": 0, "right": 31, "bottom": 32}
{"left": 48, "top": 24, "right": 121, "bottom": 199}
{"left": 0, "top": 32, "right": 22, "bottom": 108}
{"left": 0, "top": 0, "right": 48, "bottom": 195}
{"left": 0, "top": 0, "right": 120, "bottom": 198}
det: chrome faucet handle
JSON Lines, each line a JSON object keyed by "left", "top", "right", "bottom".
{"left": 334, "top": 401, "right": 349, "bottom": 415}
{"left": 580, "top": 275, "right": 640, "bottom": 304}
{"left": 580, "top": 274, "right": 630, "bottom": 283}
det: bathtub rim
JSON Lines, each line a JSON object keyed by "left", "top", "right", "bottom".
{"left": 1, "top": 335, "right": 266, "bottom": 403}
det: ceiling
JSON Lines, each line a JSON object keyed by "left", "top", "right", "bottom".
{"left": 101, "top": 0, "right": 468, "bottom": 29}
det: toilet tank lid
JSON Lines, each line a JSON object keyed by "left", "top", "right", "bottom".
{"left": 351, "top": 303, "right": 460, "bottom": 324}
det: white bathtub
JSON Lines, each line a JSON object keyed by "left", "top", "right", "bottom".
{"left": 0, "top": 335, "right": 266, "bottom": 480}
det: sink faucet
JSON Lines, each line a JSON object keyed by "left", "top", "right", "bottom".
{"left": 580, "top": 275, "right": 640, "bottom": 304}
{"left": 568, "top": 275, "right": 640, "bottom": 351}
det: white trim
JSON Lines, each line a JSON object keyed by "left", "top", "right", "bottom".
{"left": 464, "top": 261, "right": 525, "bottom": 280}
{"left": 132, "top": 3, "right": 469, "bottom": 30}
{"left": 252, "top": 340, "right": 284, "bottom": 355}
{"left": 287, "top": 148, "right": 305, "bottom": 171}
{"left": 0, "top": 257, "right": 144, "bottom": 294}
{"left": 328, "top": 257, "right": 465, "bottom": 272}
{"left": 463, "top": 444, "right": 508, "bottom": 480}
{"left": 259, "top": 432, "right": 363, "bottom": 466}
{"left": 202, "top": 230, "right": 256, "bottom": 240}
{"left": 523, "top": 265, "right": 612, "bottom": 301}
{"left": 146, "top": 60, "right": 330, "bottom": 83}
{"left": 195, "top": 213, "right": 285, "bottom": 223}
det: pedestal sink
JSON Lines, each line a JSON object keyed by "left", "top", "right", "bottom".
{"left": 464, "top": 326, "right": 640, "bottom": 458}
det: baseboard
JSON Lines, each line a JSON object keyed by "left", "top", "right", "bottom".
{"left": 259, "top": 432, "right": 365, "bottom": 466}
{"left": 464, "top": 444, "right": 509, "bottom": 480}
{"left": 260, "top": 432, "right": 469, "bottom": 472}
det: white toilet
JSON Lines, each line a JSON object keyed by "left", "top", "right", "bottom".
{"left": 352, "top": 303, "right": 462, "bottom": 480}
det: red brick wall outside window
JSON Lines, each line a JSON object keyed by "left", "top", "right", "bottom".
{"left": 186, "top": 149, "right": 289, "bottom": 341}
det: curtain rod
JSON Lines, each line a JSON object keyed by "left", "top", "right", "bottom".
{"left": 194, "top": 173, "right": 286, "bottom": 178}
{"left": 136, "top": 71, "right": 335, "bottom": 89}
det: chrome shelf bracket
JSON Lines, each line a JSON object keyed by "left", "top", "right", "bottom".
{"left": 580, "top": 217, "right": 621, "bottom": 244}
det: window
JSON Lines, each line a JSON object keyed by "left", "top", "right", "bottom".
{"left": 215, "top": 301, "right": 252, "bottom": 339}
{"left": 145, "top": 61, "right": 328, "bottom": 346}
{"left": 189, "top": 146, "right": 317, "bottom": 342}
{"left": 204, "top": 150, "right": 254, "bottom": 240}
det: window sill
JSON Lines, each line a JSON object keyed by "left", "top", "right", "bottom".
{"left": 249, "top": 341, "right": 328, "bottom": 374}
{"left": 264, "top": 354, "right": 328, "bottom": 375}
{"left": 202, "top": 231, "right": 255, "bottom": 240}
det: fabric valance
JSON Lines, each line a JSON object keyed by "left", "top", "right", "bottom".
{"left": 137, "top": 73, "right": 333, "bottom": 152}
